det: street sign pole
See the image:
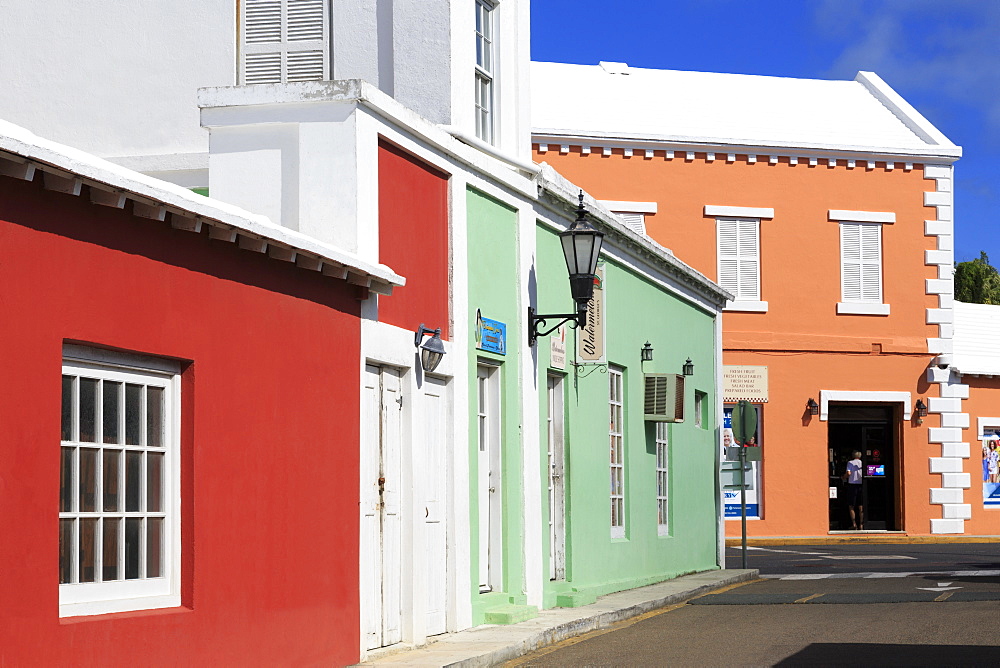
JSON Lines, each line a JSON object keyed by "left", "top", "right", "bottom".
{"left": 740, "top": 445, "right": 747, "bottom": 569}
{"left": 731, "top": 400, "right": 756, "bottom": 570}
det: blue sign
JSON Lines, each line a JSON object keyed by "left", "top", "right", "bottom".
{"left": 476, "top": 310, "right": 506, "bottom": 355}
{"left": 725, "top": 504, "right": 759, "bottom": 518}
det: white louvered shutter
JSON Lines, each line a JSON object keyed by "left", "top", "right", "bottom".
{"left": 717, "top": 218, "right": 760, "bottom": 301}
{"left": 614, "top": 212, "right": 647, "bottom": 236}
{"left": 840, "top": 222, "right": 882, "bottom": 302}
{"left": 241, "top": 0, "right": 329, "bottom": 84}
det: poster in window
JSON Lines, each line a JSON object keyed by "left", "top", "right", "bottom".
{"left": 722, "top": 403, "right": 762, "bottom": 519}
{"left": 983, "top": 429, "right": 1000, "bottom": 508}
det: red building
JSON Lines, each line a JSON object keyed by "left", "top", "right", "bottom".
{"left": 0, "top": 121, "right": 403, "bottom": 665}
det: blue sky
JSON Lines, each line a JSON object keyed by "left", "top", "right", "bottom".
{"left": 531, "top": 0, "right": 1000, "bottom": 263}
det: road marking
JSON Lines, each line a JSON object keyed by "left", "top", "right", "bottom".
{"left": 935, "top": 591, "right": 957, "bottom": 602}
{"left": 822, "top": 555, "right": 915, "bottom": 560}
{"left": 918, "top": 582, "right": 962, "bottom": 592}
{"left": 794, "top": 593, "right": 824, "bottom": 603}
{"left": 740, "top": 546, "right": 831, "bottom": 556}
{"left": 764, "top": 569, "right": 1000, "bottom": 580}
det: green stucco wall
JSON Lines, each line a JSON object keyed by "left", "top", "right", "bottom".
{"left": 466, "top": 188, "right": 528, "bottom": 623}
{"left": 535, "top": 222, "right": 721, "bottom": 608}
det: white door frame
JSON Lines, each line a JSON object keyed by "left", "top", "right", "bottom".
{"left": 546, "top": 374, "right": 566, "bottom": 581}
{"left": 477, "top": 363, "right": 502, "bottom": 593}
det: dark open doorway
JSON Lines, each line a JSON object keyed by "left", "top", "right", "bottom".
{"left": 828, "top": 405, "right": 897, "bottom": 531}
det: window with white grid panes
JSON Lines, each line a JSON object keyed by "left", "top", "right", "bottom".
{"left": 656, "top": 423, "right": 669, "bottom": 535}
{"left": 716, "top": 217, "right": 761, "bottom": 301}
{"left": 59, "top": 349, "right": 180, "bottom": 617}
{"left": 609, "top": 366, "right": 625, "bottom": 538}
{"left": 474, "top": 0, "right": 495, "bottom": 144}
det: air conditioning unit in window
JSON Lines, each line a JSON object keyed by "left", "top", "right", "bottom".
{"left": 644, "top": 373, "right": 685, "bottom": 422}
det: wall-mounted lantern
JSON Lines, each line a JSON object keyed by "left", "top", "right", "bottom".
{"left": 807, "top": 398, "right": 819, "bottom": 416}
{"left": 682, "top": 358, "right": 694, "bottom": 376}
{"left": 415, "top": 324, "right": 446, "bottom": 372}
{"left": 915, "top": 398, "right": 928, "bottom": 425}
{"left": 641, "top": 342, "right": 654, "bottom": 362}
{"left": 528, "top": 191, "right": 605, "bottom": 347}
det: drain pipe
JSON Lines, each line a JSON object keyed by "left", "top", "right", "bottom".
{"left": 438, "top": 125, "right": 540, "bottom": 176}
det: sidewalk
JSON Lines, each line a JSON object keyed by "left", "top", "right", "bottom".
{"left": 355, "top": 569, "right": 757, "bottom": 667}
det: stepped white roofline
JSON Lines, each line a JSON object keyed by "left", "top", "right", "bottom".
{"left": 0, "top": 118, "right": 405, "bottom": 294}
{"left": 531, "top": 62, "right": 961, "bottom": 160}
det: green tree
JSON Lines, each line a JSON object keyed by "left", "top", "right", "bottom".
{"left": 954, "top": 251, "right": 1000, "bottom": 304}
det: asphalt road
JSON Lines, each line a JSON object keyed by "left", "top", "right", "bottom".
{"left": 509, "top": 543, "right": 1000, "bottom": 667}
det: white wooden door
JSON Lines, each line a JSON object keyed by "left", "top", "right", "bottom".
{"left": 477, "top": 365, "right": 502, "bottom": 593}
{"left": 547, "top": 375, "right": 566, "bottom": 581}
{"left": 422, "top": 376, "right": 448, "bottom": 635}
{"left": 361, "top": 365, "right": 403, "bottom": 650}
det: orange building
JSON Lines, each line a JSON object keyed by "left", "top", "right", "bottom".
{"left": 530, "top": 62, "right": 976, "bottom": 537}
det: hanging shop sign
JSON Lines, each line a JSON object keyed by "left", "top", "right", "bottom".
{"left": 550, "top": 324, "right": 567, "bottom": 370}
{"left": 475, "top": 309, "right": 506, "bottom": 355}
{"left": 577, "top": 264, "right": 606, "bottom": 364}
{"left": 723, "top": 365, "right": 768, "bottom": 403}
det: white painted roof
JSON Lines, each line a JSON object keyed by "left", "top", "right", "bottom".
{"left": 952, "top": 302, "right": 1000, "bottom": 376}
{"left": 531, "top": 62, "right": 960, "bottom": 158}
{"left": 0, "top": 118, "right": 404, "bottom": 293}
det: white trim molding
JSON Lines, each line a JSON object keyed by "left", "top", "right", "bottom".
{"left": 828, "top": 210, "right": 896, "bottom": 224}
{"left": 977, "top": 417, "right": 1000, "bottom": 440}
{"left": 837, "top": 302, "right": 890, "bottom": 316}
{"left": 599, "top": 200, "right": 658, "bottom": 214}
{"left": 819, "top": 390, "right": 911, "bottom": 422}
{"left": 724, "top": 300, "right": 768, "bottom": 313}
{"left": 705, "top": 205, "right": 774, "bottom": 219}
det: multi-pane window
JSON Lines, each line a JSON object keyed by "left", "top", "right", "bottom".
{"left": 474, "top": 0, "right": 495, "bottom": 144}
{"left": 240, "top": 0, "right": 330, "bottom": 84}
{"left": 59, "top": 348, "right": 179, "bottom": 617}
{"left": 609, "top": 366, "right": 625, "bottom": 538}
{"left": 656, "top": 423, "right": 669, "bottom": 535}
{"left": 840, "top": 222, "right": 883, "bottom": 303}
{"left": 717, "top": 217, "right": 761, "bottom": 301}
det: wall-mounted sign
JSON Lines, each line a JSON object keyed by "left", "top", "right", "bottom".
{"left": 723, "top": 365, "right": 768, "bottom": 403}
{"left": 576, "top": 265, "right": 606, "bottom": 364}
{"left": 550, "top": 324, "right": 566, "bottom": 370}
{"left": 475, "top": 309, "right": 506, "bottom": 355}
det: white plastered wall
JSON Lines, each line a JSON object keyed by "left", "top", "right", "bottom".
{"left": 923, "top": 163, "right": 972, "bottom": 533}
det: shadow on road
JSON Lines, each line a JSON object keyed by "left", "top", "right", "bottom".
{"left": 776, "top": 643, "right": 997, "bottom": 666}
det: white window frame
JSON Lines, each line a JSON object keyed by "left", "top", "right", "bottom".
{"left": 706, "top": 205, "right": 772, "bottom": 312}
{"left": 655, "top": 423, "right": 670, "bottom": 536}
{"left": 474, "top": 0, "right": 496, "bottom": 144}
{"left": 609, "top": 366, "right": 626, "bottom": 539}
{"left": 59, "top": 345, "right": 181, "bottom": 618}
{"left": 832, "top": 209, "right": 894, "bottom": 315}
{"left": 600, "top": 201, "right": 658, "bottom": 237}
{"left": 239, "top": 0, "right": 331, "bottom": 85}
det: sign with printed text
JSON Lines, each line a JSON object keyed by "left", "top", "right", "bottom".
{"left": 475, "top": 309, "right": 506, "bottom": 355}
{"left": 550, "top": 324, "right": 566, "bottom": 370}
{"left": 723, "top": 365, "right": 769, "bottom": 403}
{"left": 576, "top": 265, "right": 606, "bottom": 364}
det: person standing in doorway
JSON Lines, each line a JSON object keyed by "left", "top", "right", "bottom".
{"left": 843, "top": 451, "right": 864, "bottom": 530}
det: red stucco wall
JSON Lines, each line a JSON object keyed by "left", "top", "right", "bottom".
{"left": 378, "top": 140, "right": 450, "bottom": 340}
{"left": 0, "top": 174, "right": 363, "bottom": 666}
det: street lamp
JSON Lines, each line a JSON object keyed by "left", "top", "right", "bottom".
{"left": 528, "top": 191, "right": 605, "bottom": 346}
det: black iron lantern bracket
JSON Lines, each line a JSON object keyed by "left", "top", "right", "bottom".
{"left": 528, "top": 306, "right": 585, "bottom": 348}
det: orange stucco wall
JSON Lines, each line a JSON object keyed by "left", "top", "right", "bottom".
{"left": 954, "top": 378, "right": 1000, "bottom": 535}
{"left": 538, "top": 146, "right": 948, "bottom": 536}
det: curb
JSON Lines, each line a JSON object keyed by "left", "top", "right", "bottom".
{"left": 446, "top": 570, "right": 758, "bottom": 667}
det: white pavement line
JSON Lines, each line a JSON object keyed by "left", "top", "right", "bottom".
{"left": 764, "top": 569, "right": 1000, "bottom": 580}
{"left": 741, "top": 547, "right": 831, "bottom": 556}
{"left": 822, "top": 555, "right": 916, "bottom": 560}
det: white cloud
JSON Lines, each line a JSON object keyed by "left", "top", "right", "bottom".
{"left": 816, "top": 0, "right": 1000, "bottom": 144}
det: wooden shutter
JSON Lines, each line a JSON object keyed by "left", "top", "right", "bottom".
{"left": 615, "top": 212, "right": 647, "bottom": 236}
{"left": 840, "top": 222, "right": 882, "bottom": 302}
{"left": 717, "top": 218, "right": 760, "bottom": 300}
{"left": 241, "top": 0, "right": 329, "bottom": 84}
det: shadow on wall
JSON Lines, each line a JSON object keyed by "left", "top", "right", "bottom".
{"left": 776, "top": 643, "right": 995, "bottom": 666}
